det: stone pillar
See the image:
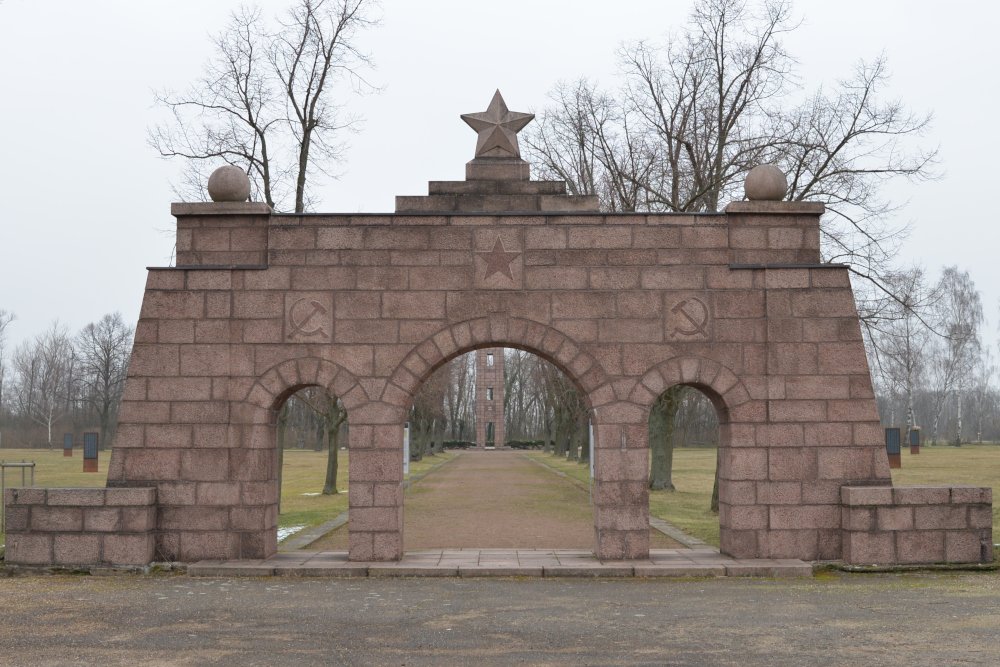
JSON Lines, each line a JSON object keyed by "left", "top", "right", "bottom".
{"left": 717, "top": 173, "right": 891, "bottom": 561}
{"left": 347, "top": 408, "right": 405, "bottom": 561}
{"left": 106, "top": 169, "right": 276, "bottom": 563}
{"left": 592, "top": 422, "right": 649, "bottom": 560}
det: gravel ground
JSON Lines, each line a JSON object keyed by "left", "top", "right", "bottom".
{"left": 0, "top": 571, "right": 998, "bottom": 666}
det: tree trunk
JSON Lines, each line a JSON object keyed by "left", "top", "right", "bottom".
{"left": 323, "top": 431, "right": 339, "bottom": 495}
{"left": 649, "top": 389, "right": 679, "bottom": 491}
{"left": 433, "top": 420, "right": 445, "bottom": 455}
{"left": 954, "top": 393, "right": 963, "bottom": 446}
{"left": 322, "top": 400, "right": 344, "bottom": 495}
{"left": 905, "top": 385, "right": 916, "bottom": 446}
{"left": 99, "top": 410, "right": 110, "bottom": 452}
{"left": 710, "top": 448, "right": 720, "bottom": 514}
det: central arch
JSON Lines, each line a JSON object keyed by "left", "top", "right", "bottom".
{"left": 346, "top": 315, "right": 650, "bottom": 561}
{"left": 386, "top": 316, "right": 612, "bottom": 408}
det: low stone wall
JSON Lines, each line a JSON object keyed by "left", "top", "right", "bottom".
{"left": 4, "top": 488, "right": 156, "bottom": 568}
{"left": 841, "top": 486, "right": 993, "bottom": 565}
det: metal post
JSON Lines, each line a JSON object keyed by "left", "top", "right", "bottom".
{"left": 588, "top": 420, "right": 594, "bottom": 480}
{"left": 0, "top": 461, "right": 37, "bottom": 532}
{"left": 403, "top": 422, "right": 410, "bottom": 476}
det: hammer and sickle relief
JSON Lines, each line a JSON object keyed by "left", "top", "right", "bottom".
{"left": 670, "top": 298, "right": 709, "bottom": 337}
{"left": 288, "top": 297, "right": 330, "bottom": 339}
{"left": 668, "top": 296, "right": 711, "bottom": 339}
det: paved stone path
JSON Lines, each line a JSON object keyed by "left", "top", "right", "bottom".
{"left": 189, "top": 547, "right": 811, "bottom": 578}
{"left": 310, "top": 450, "right": 681, "bottom": 551}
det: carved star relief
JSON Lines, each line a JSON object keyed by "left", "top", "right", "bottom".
{"left": 461, "top": 90, "right": 534, "bottom": 158}
{"left": 477, "top": 237, "right": 521, "bottom": 281}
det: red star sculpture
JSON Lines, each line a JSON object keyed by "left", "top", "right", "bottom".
{"left": 461, "top": 90, "right": 534, "bottom": 159}
{"left": 477, "top": 237, "right": 521, "bottom": 281}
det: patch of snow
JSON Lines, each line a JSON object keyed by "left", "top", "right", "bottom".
{"left": 277, "top": 525, "right": 305, "bottom": 542}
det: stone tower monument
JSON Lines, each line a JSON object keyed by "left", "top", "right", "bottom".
{"left": 474, "top": 348, "right": 505, "bottom": 448}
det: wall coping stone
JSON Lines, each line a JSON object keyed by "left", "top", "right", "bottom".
{"left": 842, "top": 485, "right": 991, "bottom": 507}
{"left": 730, "top": 263, "right": 849, "bottom": 270}
{"left": 147, "top": 265, "right": 269, "bottom": 272}
{"left": 725, "top": 201, "right": 825, "bottom": 215}
{"left": 5, "top": 487, "right": 156, "bottom": 507}
{"left": 171, "top": 202, "right": 273, "bottom": 216}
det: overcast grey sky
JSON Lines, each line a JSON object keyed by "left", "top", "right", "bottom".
{"left": 1, "top": 0, "right": 997, "bottom": 351}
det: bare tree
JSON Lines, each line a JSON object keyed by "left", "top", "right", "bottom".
{"left": 11, "top": 322, "right": 74, "bottom": 448}
{"left": 534, "top": 358, "right": 588, "bottom": 459}
{"left": 525, "top": 0, "right": 937, "bottom": 506}
{"left": 150, "top": 0, "right": 379, "bottom": 213}
{"left": 968, "top": 349, "right": 997, "bottom": 444}
{"left": 869, "top": 268, "right": 936, "bottom": 438}
{"left": 410, "top": 368, "right": 447, "bottom": 460}
{"left": 648, "top": 388, "right": 680, "bottom": 491}
{"left": 926, "top": 267, "right": 983, "bottom": 445}
{"left": 279, "top": 387, "right": 347, "bottom": 495}
{"left": 523, "top": 79, "right": 654, "bottom": 212}
{"left": 504, "top": 348, "right": 548, "bottom": 441}
{"left": 780, "top": 56, "right": 937, "bottom": 309}
{"left": 525, "top": 0, "right": 937, "bottom": 311}
{"left": 443, "top": 354, "right": 475, "bottom": 442}
{"left": 0, "top": 309, "right": 14, "bottom": 422}
{"left": 75, "top": 312, "right": 133, "bottom": 450}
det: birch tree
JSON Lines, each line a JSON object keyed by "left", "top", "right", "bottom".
{"left": 968, "top": 350, "right": 997, "bottom": 444}
{"left": 926, "top": 267, "right": 982, "bottom": 444}
{"left": 12, "top": 322, "right": 73, "bottom": 448}
{"left": 871, "top": 269, "right": 936, "bottom": 438}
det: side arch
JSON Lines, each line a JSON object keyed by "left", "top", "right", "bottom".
{"left": 629, "top": 355, "right": 753, "bottom": 422}
{"left": 631, "top": 354, "right": 771, "bottom": 560}
{"left": 243, "top": 357, "right": 368, "bottom": 416}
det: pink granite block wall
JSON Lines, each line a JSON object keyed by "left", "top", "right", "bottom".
{"left": 4, "top": 488, "right": 156, "bottom": 567}
{"left": 841, "top": 486, "right": 993, "bottom": 564}
{"left": 32, "top": 161, "right": 966, "bottom": 568}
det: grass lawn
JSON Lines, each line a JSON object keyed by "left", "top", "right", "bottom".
{"left": 0, "top": 448, "right": 453, "bottom": 545}
{"left": 891, "top": 443, "right": 1000, "bottom": 537}
{"left": 529, "top": 445, "right": 1000, "bottom": 549}
{"left": 278, "top": 449, "right": 453, "bottom": 534}
{"left": 4, "top": 445, "right": 996, "bottom": 551}
{"left": 525, "top": 449, "right": 722, "bottom": 545}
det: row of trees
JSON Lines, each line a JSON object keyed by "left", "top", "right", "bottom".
{"left": 400, "top": 350, "right": 595, "bottom": 461}
{"left": 870, "top": 266, "right": 1000, "bottom": 445}
{"left": 0, "top": 312, "right": 133, "bottom": 451}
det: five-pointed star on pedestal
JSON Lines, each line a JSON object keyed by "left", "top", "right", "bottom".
{"left": 477, "top": 237, "right": 521, "bottom": 281}
{"left": 461, "top": 90, "right": 535, "bottom": 158}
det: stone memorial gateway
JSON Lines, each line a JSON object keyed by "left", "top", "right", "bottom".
{"left": 4, "top": 92, "right": 992, "bottom": 568}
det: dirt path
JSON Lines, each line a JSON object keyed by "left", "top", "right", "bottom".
{"left": 310, "top": 450, "right": 680, "bottom": 550}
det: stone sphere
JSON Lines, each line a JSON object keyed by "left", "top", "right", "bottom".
{"left": 207, "top": 165, "right": 251, "bottom": 203}
{"left": 744, "top": 164, "right": 787, "bottom": 201}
